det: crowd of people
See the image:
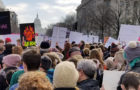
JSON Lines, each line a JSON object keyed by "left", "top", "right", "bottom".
{"left": 0, "top": 37, "right": 140, "bottom": 90}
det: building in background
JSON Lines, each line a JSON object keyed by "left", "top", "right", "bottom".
{"left": 34, "top": 14, "right": 46, "bottom": 35}
{"left": 0, "top": 0, "right": 5, "bottom": 11}
{"left": 77, "top": 0, "right": 140, "bottom": 38}
{"left": 0, "top": 0, "right": 19, "bottom": 33}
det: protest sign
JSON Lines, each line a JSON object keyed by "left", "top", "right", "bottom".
{"left": 20, "top": 23, "right": 36, "bottom": 47}
{"left": 105, "top": 37, "right": 118, "bottom": 48}
{"left": 69, "top": 31, "right": 83, "bottom": 44}
{"left": 0, "top": 11, "right": 11, "bottom": 35}
{"left": 118, "top": 24, "right": 140, "bottom": 44}
{"left": 0, "top": 34, "right": 20, "bottom": 45}
{"left": 103, "top": 70, "right": 125, "bottom": 90}
{"left": 51, "top": 26, "right": 67, "bottom": 49}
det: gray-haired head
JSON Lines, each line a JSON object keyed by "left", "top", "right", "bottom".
{"left": 77, "top": 60, "right": 97, "bottom": 79}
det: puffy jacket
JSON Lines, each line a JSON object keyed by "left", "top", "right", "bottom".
{"left": 117, "top": 61, "right": 140, "bottom": 90}
{"left": 78, "top": 79, "right": 100, "bottom": 90}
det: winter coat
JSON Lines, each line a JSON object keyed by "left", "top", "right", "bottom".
{"left": 117, "top": 61, "right": 140, "bottom": 90}
{"left": 10, "top": 70, "right": 24, "bottom": 87}
{"left": 0, "top": 67, "right": 17, "bottom": 90}
{"left": 131, "top": 61, "right": 140, "bottom": 73}
{"left": 77, "top": 79, "right": 100, "bottom": 90}
{"left": 47, "top": 69, "right": 54, "bottom": 83}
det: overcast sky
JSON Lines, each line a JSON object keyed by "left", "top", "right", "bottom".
{"left": 2, "top": 0, "right": 81, "bottom": 28}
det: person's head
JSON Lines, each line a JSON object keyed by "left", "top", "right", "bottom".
{"left": 12, "top": 46, "right": 23, "bottom": 55}
{"left": 90, "top": 49, "right": 104, "bottom": 65}
{"left": 21, "top": 49, "right": 41, "bottom": 72}
{"left": 79, "top": 41, "right": 85, "bottom": 50}
{"left": 5, "top": 37, "right": 12, "bottom": 44}
{"left": 69, "top": 47, "right": 81, "bottom": 57}
{"left": 0, "top": 45, "right": 4, "bottom": 53}
{"left": 105, "top": 57, "right": 115, "bottom": 70}
{"left": 0, "top": 39, "right": 4, "bottom": 46}
{"left": 90, "top": 45, "right": 96, "bottom": 50}
{"left": 68, "top": 55, "right": 83, "bottom": 67}
{"left": 40, "top": 41, "right": 50, "bottom": 49}
{"left": 121, "top": 72, "right": 140, "bottom": 90}
{"left": 40, "top": 41, "right": 50, "bottom": 55}
{"left": 53, "top": 61, "right": 79, "bottom": 88}
{"left": 110, "top": 43, "right": 119, "bottom": 57}
{"left": 114, "top": 50, "right": 126, "bottom": 70}
{"left": 40, "top": 55, "right": 52, "bottom": 73}
{"left": 44, "top": 52, "right": 61, "bottom": 69}
{"left": 2, "top": 54, "right": 21, "bottom": 69}
{"left": 77, "top": 60, "right": 97, "bottom": 82}
{"left": 97, "top": 48, "right": 103, "bottom": 59}
{"left": 85, "top": 44, "right": 90, "bottom": 49}
{"left": 16, "top": 39, "right": 21, "bottom": 46}
{"left": 83, "top": 48, "right": 90, "bottom": 57}
{"left": 71, "top": 41, "right": 76, "bottom": 47}
{"left": 16, "top": 71, "right": 53, "bottom": 90}
{"left": 124, "top": 41, "right": 140, "bottom": 68}
{"left": 64, "top": 42, "right": 71, "bottom": 51}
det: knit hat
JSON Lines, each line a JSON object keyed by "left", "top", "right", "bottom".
{"left": 124, "top": 41, "right": 140, "bottom": 67}
{"left": 41, "top": 56, "right": 52, "bottom": 71}
{"left": 110, "top": 43, "right": 119, "bottom": 53}
{"left": 2, "top": 54, "right": 21, "bottom": 67}
{"left": 40, "top": 41, "right": 50, "bottom": 49}
{"left": 5, "top": 37, "right": 11, "bottom": 43}
{"left": 53, "top": 61, "right": 79, "bottom": 88}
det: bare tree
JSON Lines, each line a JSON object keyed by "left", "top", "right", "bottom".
{"left": 87, "top": 3, "right": 116, "bottom": 41}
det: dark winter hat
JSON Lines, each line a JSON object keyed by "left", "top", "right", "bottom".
{"left": 124, "top": 41, "right": 140, "bottom": 64}
{"left": 41, "top": 56, "right": 52, "bottom": 71}
{"left": 110, "top": 43, "right": 119, "bottom": 53}
{"left": 40, "top": 41, "right": 50, "bottom": 49}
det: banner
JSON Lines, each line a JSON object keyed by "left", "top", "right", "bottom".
{"left": 0, "top": 11, "right": 11, "bottom": 35}
{"left": 20, "top": 23, "right": 36, "bottom": 47}
{"left": 103, "top": 70, "right": 125, "bottom": 90}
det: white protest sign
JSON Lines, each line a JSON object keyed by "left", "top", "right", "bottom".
{"left": 118, "top": 24, "right": 140, "bottom": 44}
{"left": 51, "top": 27, "right": 67, "bottom": 49}
{"left": 103, "top": 70, "right": 125, "bottom": 90}
{"left": 105, "top": 37, "right": 118, "bottom": 48}
{"left": 0, "top": 34, "right": 20, "bottom": 45}
{"left": 35, "top": 35, "right": 48, "bottom": 46}
{"left": 69, "top": 31, "right": 83, "bottom": 44}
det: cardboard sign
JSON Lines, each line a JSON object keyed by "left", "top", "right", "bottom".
{"left": 51, "top": 26, "right": 67, "bottom": 49}
{"left": 118, "top": 24, "right": 140, "bottom": 44}
{"left": 20, "top": 23, "right": 36, "bottom": 47}
{"left": 0, "top": 11, "right": 11, "bottom": 35}
{"left": 103, "top": 70, "right": 125, "bottom": 90}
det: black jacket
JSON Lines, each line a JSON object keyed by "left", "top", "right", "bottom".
{"left": 78, "top": 79, "right": 100, "bottom": 90}
{"left": 0, "top": 67, "right": 17, "bottom": 90}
